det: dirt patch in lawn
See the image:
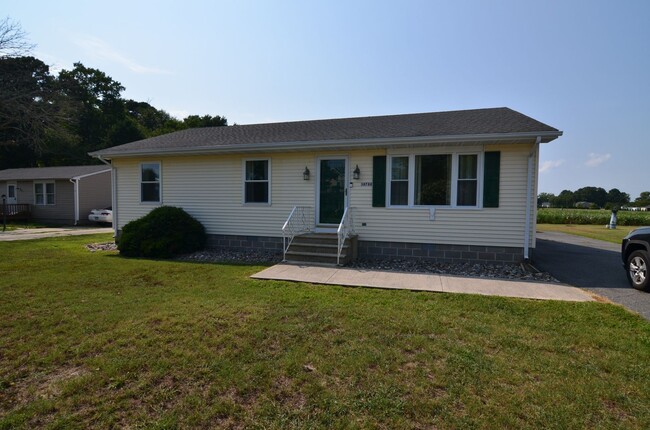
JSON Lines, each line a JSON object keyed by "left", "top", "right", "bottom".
{"left": 12, "top": 365, "right": 90, "bottom": 405}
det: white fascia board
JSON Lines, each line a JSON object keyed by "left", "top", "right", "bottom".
{"left": 71, "top": 169, "right": 112, "bottom": 181}
{"left": 90, "top": 130, "right": 563, "bottom": 160}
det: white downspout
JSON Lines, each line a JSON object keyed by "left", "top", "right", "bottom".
{"left": 524, "top": 136, "right": 541, "bottom": 261}
{"left": 70, "top": 178, "right": 79, "bottom": 225}
{"left": 97, "top": 156, "right": 117, "bottom": 238}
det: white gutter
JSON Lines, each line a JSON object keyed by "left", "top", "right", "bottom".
{"left": 69, "top": 178, "right": 79, "bottom": 225}
{"left": 89, "top": 131, "right": 563, "bottom": 159}
{"left": 96, "top": 156, "right": 117, "bottom": 238}
{"left": 524, "top": 136, "right": 541, "bottom": 261}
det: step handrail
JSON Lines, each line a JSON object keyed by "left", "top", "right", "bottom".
{"left": 282, "top": 206, "right": 313, "bottom": 261}
{"left": 336, "top": 207, "right": 355, "bottom": 265}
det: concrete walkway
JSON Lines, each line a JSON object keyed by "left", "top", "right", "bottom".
{"left": 0, "top": 227, "right": 113, "bottom": 241}
{"left": 251, "top": 263, "right": 595, "bottom": 302}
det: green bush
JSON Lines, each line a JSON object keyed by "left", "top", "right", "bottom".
{"left": 118, "top": 206, "right": 206, "bottom": 258}
{"left": 537, "top": 208, "right": 650, "bottom": 226}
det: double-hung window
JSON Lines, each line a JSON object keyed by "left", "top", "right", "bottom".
{"left": 244, "top": 159, "right": 270, "bottom": 204}
{"left": 388, "top": 152, "right": 480, "bottom": 208}
{"left": 390, "top": 156, "right": 409, "bottom": 206}
{"left": 141, "top": 163, "right": 161, "bottom": 203}
{"left": 34, "top": 182, "right": 55, "bottom": 205}
{"left": 457, "top": 154, "right": 478, "bottom": 206}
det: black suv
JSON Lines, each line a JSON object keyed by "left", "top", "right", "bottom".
{"left": 622, "top": 227, "right": 650, "bottom": 291}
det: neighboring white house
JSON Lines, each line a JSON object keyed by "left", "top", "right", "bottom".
{"left": 90, "top": 107, "right": 562, "bottom": 264}
{"left": 0, "top": 165, "right": 112, "bottom": 225}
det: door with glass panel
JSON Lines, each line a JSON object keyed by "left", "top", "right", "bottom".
{"left": 318, "top": 158, "right": 347, "bottom": 225}
{"left": 6, "top": 182, "right": 17, "bottom": 204}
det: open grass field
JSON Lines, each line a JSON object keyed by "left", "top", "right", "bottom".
{"left": 2, "top": 234, "right": 650, "bottom": 428}
{"left": 538, "top": 208, "right": 650, "bottom": 226}
{"left": 537, "top": 224, "right": 637, "bottom": 244}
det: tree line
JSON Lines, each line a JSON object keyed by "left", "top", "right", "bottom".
{"left": 0, "top": 17, "right": 227, "bottom": 170}
{"left": 538, "top": 187, "right": 650, "bottom": 209}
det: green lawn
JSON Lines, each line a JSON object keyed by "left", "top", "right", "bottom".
{"left": 537, "top": 223, "right": 637, "bottom": 244}
{"left": 2, "top": 235, "right": 650, "bottom": 428}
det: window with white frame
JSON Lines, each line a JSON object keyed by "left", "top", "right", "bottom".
{"left": 34, "top": 182, "right": 55, "bottom": 205}
{"left": 390, "top": 156, "right": 409, "bottom": 206}
{"left": 388, "top": 152, "right": 480, "bottom": 207}
{"left": 457, "top": 154, "right": 478, "bottom": 206}
{"left": 141, "top": 163, "right": 161, "bottom": 203}
{"left": 244, "top": 159, "right": 270, "bottom": 204}
{"left": 415, "top": 154, "right": 452, "bottom": 205}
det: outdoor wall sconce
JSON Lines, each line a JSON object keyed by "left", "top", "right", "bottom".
{"left": 353, "top": 164, "right": 361, "bottom": 180}
{"left": 303, "top": 166, "right": 310, "bottom": 180}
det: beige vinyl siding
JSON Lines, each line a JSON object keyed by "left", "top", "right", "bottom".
{"left": 113, "top": 142, "right": 537, "bottom": 249}
{"left": 78, "top": 171, "right": 112, "bottom": 224}
{"left": 30, "top": 179, "right": 75, "bottom": 223}
{"left": 114, "top": 154, "right": 318, "bottom": 235}
{"left": 15, "top": 181, "right": 33, "bottom": 205}
{"left": 348, "top": 143, "right": 536, "bottom": 248}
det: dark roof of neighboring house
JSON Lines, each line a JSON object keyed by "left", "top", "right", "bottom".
{"left": 91, "top": 107, "right": 562, "bottom": 158}
{"left": 0, "top": 165, "right": 110, "bottom": 181}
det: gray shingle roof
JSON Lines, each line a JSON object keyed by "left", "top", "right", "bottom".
{"left": 92, "top": 107, "right": 561, "bottom": 157}
{"left": 0, "top": 165, "right": 110, "bottom": 181}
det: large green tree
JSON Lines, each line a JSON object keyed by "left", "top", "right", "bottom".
{"left": 0, "top": 56, "right": 76, "bottom": 168}
{"left": 605, "top": 188, "right": 630, "bottom": 208}
{"left": 554, "top": 190, "right": 576, "bottom": 208}
{"left": 0, "top": 19, "right": 228, "bottom": 169}
{"left": 573, "top": 186, "right": 607, "bottom": 208}
{"left": 633, "top": 192, "right": 650, "bottom": 207}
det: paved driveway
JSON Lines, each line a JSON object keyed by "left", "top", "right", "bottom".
{"left": 534, "top": 231, "right": 650, "bottom": 320}
{"left": 0, "top": 227, "right": 113, "bottom": 241}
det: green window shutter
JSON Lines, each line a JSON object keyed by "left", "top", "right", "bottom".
{"left": 372, "top": 156, "right": 386, "bottom": 207}
{"left": 483, "top": 151, "right": 500, "bottom": 208}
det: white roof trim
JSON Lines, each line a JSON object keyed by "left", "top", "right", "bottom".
{"left": 71, "top": 169, "right": 112, "bottom": 181}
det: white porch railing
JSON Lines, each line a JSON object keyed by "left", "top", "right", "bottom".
{"left": 337, "top": 207, "right": 355, "bottom": 265}
{"left": 282, "top": 206, "right": 314, "bottom": 261}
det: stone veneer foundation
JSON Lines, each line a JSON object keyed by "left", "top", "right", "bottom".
{"left": 204, "top": 234, "right": 526, "bottom": 264}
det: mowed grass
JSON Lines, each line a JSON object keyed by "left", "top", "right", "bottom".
{"left": 2, "top": 235, "right": 650, "bottom": 428}
{"left": 537, "top": 224, "right": 638, "bottom": 244}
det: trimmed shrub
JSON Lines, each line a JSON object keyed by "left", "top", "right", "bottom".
{"left": 118, "top": 206, "right": 206, "bottom": 258}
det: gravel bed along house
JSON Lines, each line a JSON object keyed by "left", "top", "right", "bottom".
{"left": 86, "top": 243, "right": 557, "bottom": 282}
{"left": 348, "top": 258, "right": 558, "bottom": 282}
{"left": 85, "top": 242, "right": 118, "bottom": 252}
{"left": 176, "top": 249, "right": 283, "bottom": 265}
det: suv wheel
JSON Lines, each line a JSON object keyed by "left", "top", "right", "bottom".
{"left": 627, "top": 250, "right": 649, "bottom": 291}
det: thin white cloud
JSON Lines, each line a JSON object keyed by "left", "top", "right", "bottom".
{"left": 34, "top": 50, "right": 68, "bottom": 73}
{"left": 540, "top": 159, "right": 565, "bottom": 173}
{"left": 73, "top": 36, "right": 172, "bottom": 75}
{"left": 168, "top": 109, "right": 190, "bottom": 119}
{"left": 585, "top": 152, "right": 611, "bottom": 167}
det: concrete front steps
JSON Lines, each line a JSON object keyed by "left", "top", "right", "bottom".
{"left": 284, "top": 233, "right": 358, "bottom": 266}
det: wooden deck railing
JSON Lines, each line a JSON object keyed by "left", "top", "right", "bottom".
{"left": 0, "top": 203, "right": 31, "bottom": 220}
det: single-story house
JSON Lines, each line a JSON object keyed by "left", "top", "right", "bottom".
{"left": 0, "top": 165, "right": 112, "bottom": 225}
{"left": 90, "top": 107, "right": 562, "bottom": 264}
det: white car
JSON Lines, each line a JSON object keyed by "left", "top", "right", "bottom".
{"left": 88, "top": 207, "right": 113, "bottom": 224}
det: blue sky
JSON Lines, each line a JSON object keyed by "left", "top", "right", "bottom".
{"left": 6, "top": 0, "right": 650, "bottom": 199}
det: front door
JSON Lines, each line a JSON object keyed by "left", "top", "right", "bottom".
{"left": 318, "top": 158, "right": 347, "bottom": 225}
{"left": 6, "top": 183, "right": 17, "bottom": 204}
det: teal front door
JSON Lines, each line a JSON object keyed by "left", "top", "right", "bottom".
{"left": 318, "top": 158, "right": 346, "bottom": 225}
